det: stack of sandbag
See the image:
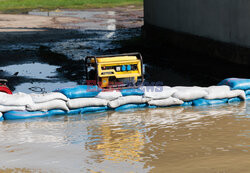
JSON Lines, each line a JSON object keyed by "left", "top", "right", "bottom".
{"left": 0, "top": 92, "right": 33, "bottom": 113}
{"left": 140, "top": 86, "right": 183, "bottom": 107}
{"left": 218, "top": 78, "right": 250, "bottom": 101}
{"left": 193, "top": 85, "right": 246, "bottom": 106}
{"left": 58, "top": 85, "right": 108, "bottom": 115}
{"left": 27, "top": 92, "right": 69, "bottom": 111}
{"left": 3, "top": 92, "right": 70, "bottom": 120}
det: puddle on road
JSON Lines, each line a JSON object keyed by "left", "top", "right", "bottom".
{"left": 0, "top": 62, "right": 77, "bottom": 93}
{"left": 0, "top": 63, "right": 59, "bottom": 80}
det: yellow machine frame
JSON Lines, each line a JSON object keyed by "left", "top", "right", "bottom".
{"left": 85, "top": 52, "right": 144, "bottom": 88}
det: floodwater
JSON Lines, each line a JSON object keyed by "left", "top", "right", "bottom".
{"left": 0, "top": 102, "right": 249, "bottom": 172}
{"left": 0, "top": 9, "right": 250, "bottom": 172}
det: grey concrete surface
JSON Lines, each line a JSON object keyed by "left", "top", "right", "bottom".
{"left": 144, "top": 0, "right": 250, "bottom": 48}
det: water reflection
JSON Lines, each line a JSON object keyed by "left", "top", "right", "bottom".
{"left": 0, "top": 102, "right": 249, "bottom": 172}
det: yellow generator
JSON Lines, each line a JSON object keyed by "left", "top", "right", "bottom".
{"left": 85, "top": 52, "right": 144, "bottom": 89}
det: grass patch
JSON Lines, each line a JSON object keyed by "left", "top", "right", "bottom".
{"left": 0, "top": 0, "right": 143, "bottom": 13}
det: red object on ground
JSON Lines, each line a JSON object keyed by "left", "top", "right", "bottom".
{"left": 0, "top": 84, "right": 12, "bottom": 94}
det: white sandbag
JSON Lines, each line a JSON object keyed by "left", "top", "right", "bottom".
{"left": 140, "top": 86, "right": 177, "bottom": 99}
{"left": 26, "top": 100, "right": 69, "bottom": 112}
{"left": 204, "top": 85, "right": 231, "bottom": 99}
{"left": 148, "top": 97, "right": 184, "bottom": 107}
{"left": 108, "top": 96, "right": 149, "bottom": 108}
{"left": 172, "top": 86, "right": 208, "bottom": 101}
{"left": 204, "top": 86, "right": 246, "bottom": 100}
{"left": 0, "top": 105, "right": 26, "bottom": 112}
{"left": 30, "top": 92, "right": 69, "bottom": 103}
{"left": 96, "top": 90, "right": 122, "bottom": 100}
{"left": 67, "top": 98, "right": 108, "bottom": 109}
{"left": 227, "top": 90, "right": 246, "bottom": 100}
{"left": 0, "top": 92, "right": 33, "bottom": 106}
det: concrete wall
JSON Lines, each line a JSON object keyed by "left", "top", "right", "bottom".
{"left": 144, "top": 0, "right": 250, "bottom": 48}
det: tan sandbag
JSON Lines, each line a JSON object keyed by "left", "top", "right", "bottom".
{"left": 67, "top": 98, "right": 108, "bottom": 109}
{"left": 30, "top": 92, "right": 69, "bottom": 103}
{"left": 26, "top": 100, "right": 69, "bottom": 112}
{"left": 205, "top": 86, "right": 246, "bottom": 100}
{"left": 140, "top": 86, "right": 177, "bottom": 99}
{"left": 0, "top": 105, "right": 26, "bottom": 112}
{"left": 172, "top": 86, "right": 208, "bottom": 101}
{"left": 108, "top": 96, "right": 149, "bottom": 108}
{"left": 148, "top": 97, "right": 184, "bottom": 107}
{"left": 0, "top": 92, "right": 33, "bottom": 106}
{"left": 96, "top": 90, "right": 122, "bottom": 100}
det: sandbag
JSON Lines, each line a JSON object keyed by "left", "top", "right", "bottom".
{"left": 218, "top": 78, "right": 250, "bottom": 90}
{"left": 181, "top": 101, "right": 193, "bottom": 106}
{"left": 96, "top": 90, "right": 122, "bottom": 100}
{"left": 58, "top": 85, "right": 101, "bottom": 99}
{"left": 115, "top": 104, "right": 148, "bottom": 111}
{"left": 172, "top": 86, "right": 208, "bottom": 101}
{"left": 67, "top": 106, "right": 108, "bottom": 115}
{"left": 30, "top": 92, "right": 68, "bottom": 103}
{"left": 227, "top": 90, "right": 246, "bottom": 100}
{"left": 193, "top": 98, "right": 228, "bottom": 106}
{"left": 228, "top": 97, "right": 243, "bottom": 103}
{"left": 26, "top": 100, "right": 69, "bottom": 112}
{"left": 148, "top": 97, "right": 184, "bottom": 107}
{"left": 204, "top": 86, "right": 246, "bottom": 100}
{"left": 4, "top": 110, "right": 49, "bottom": 120}
{"left": 67, "top": 98, "right": 108, "bottom": 109}
{"left": 140, "top": 86, "right": 177, "bottom": 99}
{"left": 247, "top": 95, "right": 250, "bottom": 100}
{"left": 246, "top": 90, "right": 250, "bottom": 95}
{"left": 0, "top": 112, "right": 3, "bottom": 121}
{"left": 108, "top": 96, "right": 149, "bottom": 108}
{"left": 120, "top": 88, "right": 144, "bottom": 96}
{"left": 0, "top": 105, "right": 26, "bottom": 112}
{"left": 47, "top": 109, "right": 67, "bottom": 116}
{"left": 0, "top": 92, "right": 33, "bottom": 106}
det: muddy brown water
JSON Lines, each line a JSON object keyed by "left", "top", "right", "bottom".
{"left": 0, "top": 101, "right": 249, "bottom": 172}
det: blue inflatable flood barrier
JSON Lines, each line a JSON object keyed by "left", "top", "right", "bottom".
{"left": 218, "top": 78, "right": 250, "bottom": 90}
{"left": 115, "top": 104, "right": 148, "bottom": 111}
{"left": 193, "top": 98, "right": 229, "bottom": 107}
{"left": 120, "top": 88, "right": 144, "bottom": 96}
{"left": 246, "top": 90, "right": 250, "bottom": 95}
{"left": 181, "top": 101, "right": 193, "bottom": 107}
{"left": 228, "top": 97, "right": 243, "bottom": 103}
{"left": 4, "top": 111, "right": 49, "bottom": 120}
{"left": 58, "top": 85, "right": 101, "bottom": 99}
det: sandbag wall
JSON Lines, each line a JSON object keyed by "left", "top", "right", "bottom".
{"left": 1, "top": 78, "right": 250, "bottom": 120}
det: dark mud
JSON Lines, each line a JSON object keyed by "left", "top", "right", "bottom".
{"left": 0, "top": 7, "right": 248, "bottom": 94}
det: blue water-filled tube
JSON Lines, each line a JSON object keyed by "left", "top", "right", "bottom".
{"left": 218, "top": 78, "right": 250, "bottom": 90}
{"left": 57, "top": 85, "right": 101, "bottom": 99}
{"left": 46, "top": 107, "right": 108, "bottom": 116}
{"left": 4, "top": 111, "right": 49, "bottom": 120}
{"left": 181, "top": 101, "right": 193, "bottom": 107}
{"left": 228, "top": 97, "right": 243, "bottom": 103}
{"left": 120, "top": 88, "right": 144, "bottom": 96}
{"left": 115, "top": 104, "right": 148, "bottom": 111}
{"left": 68, "top": 106, "right": 108, "bottom": 115}
{"left": 247, "top": 95, "right": 250, "bottom": 100}
{"left": 246, "top": 90, "right": 250, "bottom": 95}
{"left": 193, "top": 98, "right": 229, "bottom": 106}
{"left": 0, "top": 116, "right": 3, "bottom": 121}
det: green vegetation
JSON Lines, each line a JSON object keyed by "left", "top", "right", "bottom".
{"left": 0, "top": 0, "right": 143, "bottom": 13}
